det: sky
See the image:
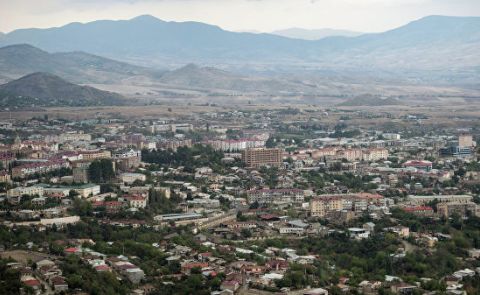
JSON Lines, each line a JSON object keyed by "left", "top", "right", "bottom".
{"left": 1, "top": 0, "right": 479, "bottom": 33}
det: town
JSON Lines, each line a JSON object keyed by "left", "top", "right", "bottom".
{"left": 0, "top": 105, "right": 479, "bottom": 295}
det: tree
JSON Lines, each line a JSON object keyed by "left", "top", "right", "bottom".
{"left": 88, "top": 159, "right": 115, "bottom": 183}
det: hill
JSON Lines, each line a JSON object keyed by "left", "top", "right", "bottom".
{"left": 0, "top": 72, "right": 126, "bottom": 107}
{"left": 0, "top": 44, "right": 162, "bottom": 84}
{"left": 271, "top": 28, "right": 362, "bottom": 40}
{"left": 337, "top": 96, "right": 402, "bottom": 107}
{"left": 0, "top": 15, "right": 478, "bottom": 84}
{"left": 157, "top": 63, "right": 319, "bottom": 94}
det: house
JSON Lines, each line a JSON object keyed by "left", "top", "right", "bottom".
{"left": 348, "top": 228, "right": 370, "bottom": 240}
{"left": 289, "top": 288, "right": 329, "bottom": 295}
{"left": 220, "top": 280, "right": 240, "bottom": 292}
{"left": 468, "top": 249, "right": 480, "bottom": 259}
{"left": 50, "top": 276, "right": 68, "bottom": 292}
{"left": 390, "top": 282, "right": 417, "bottom": 294}
{"left": 126, "top": 195, "right": 148, "bottom": 209}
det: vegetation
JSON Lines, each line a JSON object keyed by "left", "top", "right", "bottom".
{"left": 88, "top": 159, "right": 115, "bottom": 183}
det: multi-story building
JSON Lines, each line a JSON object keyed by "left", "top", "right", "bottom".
{"left": 121, "top": 173, "right": 147, "bottom": 184}
{"left": 0, "top": 151, "right": 15, "bottom": 168}
{"left": 310, "top": 193, "right": 385, "bottom": 218}
{"left": 440, "top": 145, "right": 472, "bottom": 158}
{"left": 242, "top": 148, "right": 283, "bottom": 168}
{"left": 362, "top": 148, "right": 389, "bottom": 161}
{"left": 406, "top": 195, "right": 472, "bottom": 205}
{"left": 72, "top": 161, "right": 91, "bottom": 183}
{"left": 7, "top": 186, "right": 45, "bottom": 198}
{"left": 205, "top": 138, "right": 265, "bottom": 152}
{"left": 0, "top": 170, "right": 11, "bottom": 183}
{"left": 58, "top": 132, "right": 92, "bottom": 143}
{"left": 458, "top": 133, "right": 474, "bottom": 148}
{"left": 247, "top": 188, "right": 305, "bottom": 205}
{"left": 126, "top": 195, "right": 148, "bottom": 209}
{"left": 113, "top": 149, "right": 142, "bottom": 171}
{"left": 37, "top": 184, "right": 100, "bottom": 198}
{"left": 437, "top": 202, "right": 480, "bottom": 218}
{"left": 157, "top": 139, "right": 192, "bottom": 151}
{"left": 78, "top": 150, "right": 111, "bottom": 160}
{"left": 11, "top": 159, "right": 69, "bottom": 179}
{"left": 310, "top": 196, "right": 343, "bottom": 218}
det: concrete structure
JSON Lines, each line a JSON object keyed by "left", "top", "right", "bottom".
{"left": 242, "top": 148, "right": 283, "bottom": 168}
{"left": 406, "top": 195, "right": 472, "bottom": 205}
{"left": 437, "top": 202, "right": 480, "bottom": 218}
{"left": 121, "top": 173, "right": 147, "bottom": 184}
{"left": 7, "top": 186, "right": 44, "bottom": 198}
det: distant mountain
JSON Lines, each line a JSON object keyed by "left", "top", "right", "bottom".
{"left": 0, "top": 72, "right": 126, "bottom": 107}
{"left": 0, "top": 15, "right": 478, "bottom": 76}
{"left": 337, "top": 96, "right": 402, "bottom": 107}
{"left": 271, "top": 28, "right": 362, "bottom": 40}
{"left": 0, "top": 44, "right": 162, "bottom": 84}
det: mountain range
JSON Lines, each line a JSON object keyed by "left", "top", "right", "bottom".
{"left": 0, "top": 72, "right": 126, "bottom": 108}
{"left": 0, "top": 44, "right": 163, "bottom": 84}
{"left": 0, "top": 44, "right": 323, "bottom": 96}
{"left": 0, "top": 14, "right": 479, "bottom": 84}
{"left": 271, "top": 28, "right": 362, "bottom": 40}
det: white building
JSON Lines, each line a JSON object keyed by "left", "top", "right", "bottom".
{"left": 121, "top": 173, "right": 147, "bottom": 184}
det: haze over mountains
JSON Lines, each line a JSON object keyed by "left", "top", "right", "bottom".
{"left": 0, "top": 14, "right": 479, "bottom": 85}
{"left": 271, "top": 28, "right": 362, "bottom": 40}
{"left": 0, "top": 14, "right": 479, "bottom": 107}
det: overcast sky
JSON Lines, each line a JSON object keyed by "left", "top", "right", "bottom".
{"left": 1, "top": 0, "right": 479, "bottom": 33}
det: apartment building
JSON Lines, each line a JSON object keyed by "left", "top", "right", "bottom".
{"left": 362, "top": 148, "right": 389, "bottom": 161}
{"left": 247, "top": 188, "right": 305, "bottom": 205}
{"left": 11, "top": 160, "right": 69, "bottom": 179}
{"left": 310, "top": 196, "right": 343, "bottom": 217}
{"left": 242, "top": 148, "right": 283, "bottom": 168}
{"left": 78, "top": 150, "right": 111, "bottom": 160}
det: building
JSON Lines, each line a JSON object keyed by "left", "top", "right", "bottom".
{"left": 440, "top": 145, "right": 472, "bottom": 158}
{"left": 78, "top": 150, "right": 111, "bottom": 160}
{"left": 113, "top": 149, "right": 142, "bottom": 171}
{"left": 126, "top": 195, "right": 148, "bottom": 209}
{"left": 0, "top": 170, "right": 11, "bottom": 183}
{"left": 310, "top": 196, "right": 343, "bottom": 218}
{"left": 437, "top": 202, "right": 480, "bottom": 218}
{"left": 205, "top": 138, "right": 265, "bottom": 151}
{"left": 58, "top": 132, "right": 92, "bottom": 142}
{"left": 403, "top": 160, "right": 433, "bottom": 172}
{"left": 406, "top": 195, "right": 472, "bottom": 205}
{"left": 72, "top": 161, "right": 91, "bottom": 183}
{"left": 362, "top": 148, "right": 389, "bottom": 162}
{"left": 402, "top": 206, "right": 435, "bottom": 216}
{"left": 247, "top": 188, "right": 305, "bottom": 205}
{"left": 157, "top": 139, "right": 192, "bottom": 151}
{"left": 459, "top": 133, "right": 474, "bottom": 148}
{"left": 121, "top": 173, "right": 147, "bottom": 184}
{"left": 242, "top": 148, "right": 283, "bottom": 168}
{"left": 383, "top": 133, "right": 401, "bottom": 140}
{"left": 7, "top": 186, "right": 45, "bottom": 198}
{"left": 310, "top": 193, "right": 384, "bottom": 217}
{"left": 0, "top": 151, "right": 15, "bottom": 168}
{"left": 11, "top": 159, "right": 69, "bottom": 179}
{"left": 36, "top": 184, "right": 100, "bottom": 198}
{"left": 153, "top": 187, "right": 171, "bottom": 199}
